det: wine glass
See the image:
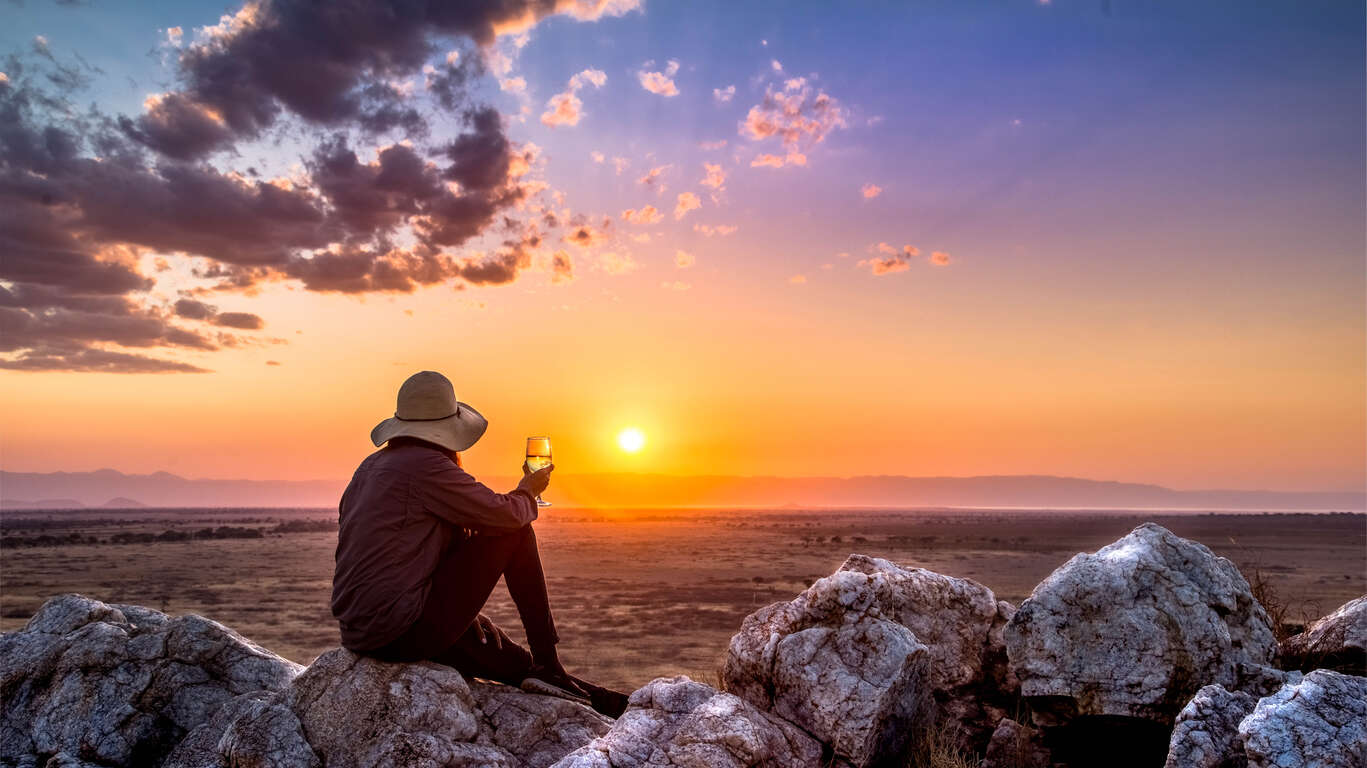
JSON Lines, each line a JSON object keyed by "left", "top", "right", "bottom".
{"left": 525, "top": 436, "right": 552, "bottom": 507}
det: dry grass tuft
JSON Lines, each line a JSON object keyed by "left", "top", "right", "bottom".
{"left": 906, "top": 722, "right": 982, "bottom": 768}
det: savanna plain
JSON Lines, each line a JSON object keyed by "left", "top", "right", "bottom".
{"left": 2, "top": 507, "right": 1362, "bottom": 692}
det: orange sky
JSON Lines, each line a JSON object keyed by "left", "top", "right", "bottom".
{"left": 1, "top": 1, "right": 1363, "bottom": 494}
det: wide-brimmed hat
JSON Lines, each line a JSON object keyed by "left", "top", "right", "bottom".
{"left": 370, "top": 371, "right": 488, "bottom": 452}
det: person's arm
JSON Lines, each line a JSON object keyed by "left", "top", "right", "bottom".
{"left": 420, "top": 455, "right": 548, "bottom": 532}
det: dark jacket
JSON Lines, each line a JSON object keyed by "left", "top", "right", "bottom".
{"left": 331, "top": 441, "right": 539, "bottom": 651}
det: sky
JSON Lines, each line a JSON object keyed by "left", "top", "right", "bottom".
{"left": 0, "top": 0, "right": 1363, "bottom": 493}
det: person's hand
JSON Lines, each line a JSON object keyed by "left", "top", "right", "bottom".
{"left": 520, "top": 461, "right": 553, "bottom": 496}
{"left": 472, "top": 613, "right": 502, "bottom": 648}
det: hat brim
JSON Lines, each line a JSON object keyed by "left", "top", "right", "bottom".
{"left": 370, "top": 401, "right": 488, "bottom": 452}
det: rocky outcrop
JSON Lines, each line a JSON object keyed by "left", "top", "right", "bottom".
{"left": 1163, "top": 685, "right": 1258, "bottom": 768}
{"left": 1005, "top": 523, "right": 1278, "bottom": 728}
{"left": 1280, "top": 596, "right": 1366, "bottom": 675}
{"left": 0, "top": 595, "right": 301, "bottom": 768}
{"left": 1238, "top": 669, "right": 1367, "bottom": 768}
{"left": 189, "top": 648, "right": 613, "bottom": 768}
{"left": 837, "top": 555, "right": 1020, "bottom": 745}
{"left": 552, "top": 676, "right": 823, "bottom": 768}
{"left": 723, "top": 566, "right": 933, "bottom": 767}
{"left": 981, "top": 718, "right": 1050, "bottom": 768}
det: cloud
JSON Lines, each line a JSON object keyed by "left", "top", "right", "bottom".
{"left": 700, "top": 162, "right": 726, "bottom": 191}
{"left": 660, "top": 281, "right": 690, "bottom": 291}
{"left": 674, "top": 249, "right": 695, "bottom": 268}
{"left": 2, "top": 1, "right": 627, "bottom": 372}
{"left": 499, "top": 76, "right": 527, "bottom": 93}
{"left": 713, "top": 85, "right": 735, "bottom": 103}
{"left": 541, "top": 68, "right": 606, "bottom": 127}
{"left": 788, "top": 274, "right": 806, "bottom": 284}
{"left": 699, "top": 139, "right": 727, "bottom": 150}
{"left": 771, "top": 59, "right": 783, "bottom": 71}
{"left": 693, "top": 223, "right": 737, "bottom": 236}
{"left": 637, "top": 60, "right": 679, "bottom": 96}
{"left": 929, "top": 251, "right": 952, "bottom": 266}
{"left": 611, "top": 156, "right": 630, "bottom": 175}
{"left": 172, "top": 297, "right": 265, "bottom": 329}
{"left": 637, "top": 164, "right": 671, "bottom": 187}
{"left": 740, "top": 78, "right": 847, "bottom": 166}
{"left": 749, "top": 152, "right": 807, "bottom": 168}
{"left": 590, "top": 150, "right": 605, "bottom": 163}
{"left": 550, "top": 249, "right": 574, "bottom": 283}
{"left": 857, "top": 244, "right": 923, "bottom": 275}
{"left": 861, "top": 183, "right": 882, "bottom": 199}
{"left": 165, "top": 27, "right": 184, "bottom": 47}
{"left": 673, "top": 192, "right": 701, "bottom": 220}
{"left": 564, "top": 218, "right": 610, "bottom": 249}
{"left": 621, "top": 205, "right": 663, "bottom": 224}
{"left": 599, "top": 251, "right": 637, "bottom": 274}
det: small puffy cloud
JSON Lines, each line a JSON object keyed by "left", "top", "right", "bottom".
{"left": 858, "top": 243, "right": 922, "bottom": 275}
{"left": 541, "top": 68, "right": 607, "bottom": 127}
{"left": 740, "top": 78, "right": 847, "bottom": 165}
{"left": 446, "top": 50, "right": 462, "bottom": 65}
{"left": 674, "top": 249, "right": 695, "bottom": 268}
{"left": 638, "top": 164, "right": 671, "bottom": 186}
{"left": 540, "top": 91, "right": 583, "bottom": 126}
{"left": 637, "top": 59, "right": 679, "bottom": 96}
{"left": 173, "top": 298, "right": 266, "bottom": 329}
{"left": 861, "top": 183, "right": 882, "bottom": 199}
{"left": 929, "top": 251, "right": 952, "bottom": 266}
{"left": 165, "top": 26, "right": 184, "bottom": 47}
{"left": 699, "top": 139, "right": 728, "bottom": 150}
{"left": 713, "top": 85, "right": 735, "bottom": 103}
{"left": 700, "top": 162, "right": 726, "bottom": 191}
{"left": 612, "top": 156, "right": 630, "bottom": 175}
{"left": 621, "top": 205, "right": 663, "bottom": 224}
{"left": 750, "top": 152, "right": 807, "bottom": 168}
{"left": 570, "top": 68, "right": 608, "bottom": 89}
{"left": 599, "top": 251, "right": 638, "bottom": 274}
{"left": 565, "top": 221, "right": 609, "bottom": 248}
{"left": 674, "top": 191, "right": 701, "bottom": 220}
{"left": 590, "top": 150, "right": 605, "bottom": 163}
{"left": 551, "top": 249, "right": 574, "bottom": 283}
{"left": 693, "top": 223, "right": 737, "bottom": 237}
{"left": 660, "top": 281, "right": 690, "bottom": 291}
{"left": 788, "top": 274, "right": 807, "bottom": 284}
{"left": 266, "top": 360, "right": 282, "bottom": 366}
{"left": 771, "top": 59, "right": 783, "bottom": 71}
{"left": 499, "top": 76, "right": 527, "bottom": 93}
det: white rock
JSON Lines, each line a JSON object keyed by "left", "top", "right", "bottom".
{"left": 1005, "top": 524, "right": 1278, "bottom": 726}
{"left": 724, "top": 568, "right": 932, "bottom": 767}
{"left": 551, "top": 676, "right": 823, "bottom": 768}
{"left": 1164, "top": 685, "right": 1257, "bottom": 768}
{"left": 1279, "top": 595, "right": 1366, "bottom": 674}
{"left": 0, "top": 595, "right": 301, "bottom": 768}
{"left": 1238, "top": 670, "right": 1367, "bottom": 768}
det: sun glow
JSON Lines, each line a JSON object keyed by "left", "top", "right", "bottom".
{"left": 617, "top": 427, "right": 646, "bottom": 453}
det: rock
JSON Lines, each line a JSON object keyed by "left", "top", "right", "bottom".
{"left": 1005, "top": 523, "right": 1278, "bottom": 728}
{"left": 1238, "top": 670, "right": 1367, "bottom": 768}
{"left": 1163, "top": 685, "right": 1258, "bottom": 768}
{"left": 551, "top": 676, "right": 823, "bottom": 768}
{"left": 724, "top": 568, "right": 933, "bottom": 767}
{"left": 0, "top": 594, "right": 301, "bottom": 768}
{"left": 838, "top": 555, "right": 1020, "bottom": 746}
{"left": 205, "top": 648, "right": 611, "bottom": 768}
{"left": 981, "top": 718, "right": 1051, "bottom": 768}
{"left": 1280, "top": 596, "right": 1366, "bottom": 675}
{"left": 161, "top": 691, "right": 277, "bottom": 768}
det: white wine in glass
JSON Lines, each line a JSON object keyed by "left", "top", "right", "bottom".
{"left": 525, "top": 436, "right": 552, "bottom": 507}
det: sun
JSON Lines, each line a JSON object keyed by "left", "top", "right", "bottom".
{"left": 617, "top": 427, "right": 646, "bottom": 453}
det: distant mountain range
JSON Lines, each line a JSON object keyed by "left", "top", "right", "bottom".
{"left": 1, "top": 468, "right": 1362, "bottom": 511}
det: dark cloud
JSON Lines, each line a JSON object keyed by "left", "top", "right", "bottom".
{"left": 0, "top": 0, "right": 638, "bottom": 373}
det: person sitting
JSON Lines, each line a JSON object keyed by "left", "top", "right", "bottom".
{"left": 330, "top": 370, "right": 627, "bottom": 717}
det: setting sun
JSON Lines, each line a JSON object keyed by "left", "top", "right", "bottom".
{"left": 617, "top": 428, "right": 646, "bottom": 454}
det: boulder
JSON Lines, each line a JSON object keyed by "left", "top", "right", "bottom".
{"left": 1279, "top": 596, "right": 1366, "bottom": 675}
{"left": 1005, "top": 523, "right": 1278, "bottom": 728}
{"left": 0, "top": 594, "right": 301, "bottom": 768}
{"left": 981, "top": 718, "right": 1051, "bottom": 768}
{"left": 551, "top": 676, "right": 823, "bottom": 768}
{"left": 723, "top": 567, "right": 933, "bottom": 767}
{"left": 195, "top": 648, "right": 612, "bottom": 768}
{"left": 1238, "top": 670, "right": 1367, "bottom": 768}
{"left": 1163, "top": 685, "right": 1258, "bottom": 768}
{"left": 838, "top": 555, "right": 1020, "bottom": 745}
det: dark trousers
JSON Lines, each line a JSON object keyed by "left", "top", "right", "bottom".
{"left": 371, "top": 523, "right": 558, "bottom": 686}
